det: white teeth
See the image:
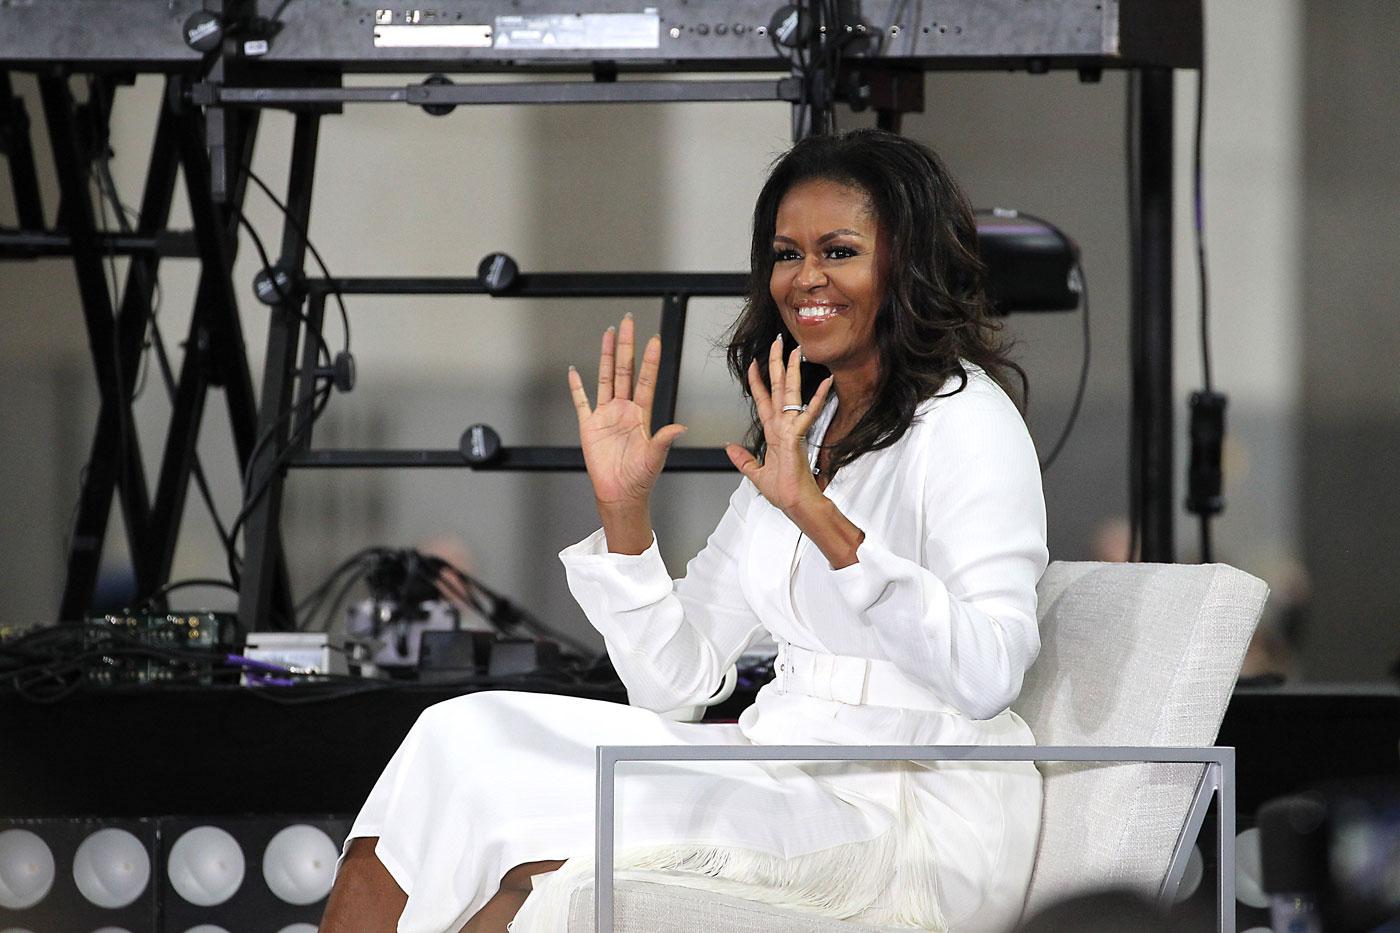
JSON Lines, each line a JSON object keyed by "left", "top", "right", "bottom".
{"left": 796, "top": 305, "right": 842, "bottom": 320}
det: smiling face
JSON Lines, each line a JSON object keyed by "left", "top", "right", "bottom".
{"left": 770, "top": 178, "right": 884, "bottom": 388}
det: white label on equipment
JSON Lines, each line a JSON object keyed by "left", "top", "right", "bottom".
{"left": 374, "top": 24, "right": 493, "bottom": 48}
{"left": 494, "top": 14, "right": 660, "bottom": 50}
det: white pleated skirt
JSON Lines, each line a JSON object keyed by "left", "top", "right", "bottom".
{"left": 346, "top": 689, "right": 1041, "bottom": 933}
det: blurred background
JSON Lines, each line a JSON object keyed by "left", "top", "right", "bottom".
{"left": 0, "top": 0, "right": 1395, "bottom": 684}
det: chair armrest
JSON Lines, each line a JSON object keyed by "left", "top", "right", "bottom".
{"left": 593, "top": 744, "right": 1236, "bottom": 933}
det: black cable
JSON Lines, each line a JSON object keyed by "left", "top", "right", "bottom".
{"left": 222, "top": 204, "right": 337, "bottom": 575}
{"left": 146, "top": 316, "right": 238, "bottom": 555}
{"left": 295, "top": 547, "right": 387, "bottom": 619}
{"left": 139, "top": 578, "right": 240, "bottom": 609}
{"left": 224, "top": 388, "right": 333, "bottom": 586}
{"left": 240, "top": 165, "right": 352, "bottom": 353}
{"left": 83, "top": 78, "right": 134, "bottom": 530}
{"left": 225, "top": 380, "right": 332, "bottom": 573}
{"left": 3, "top": 624, "right": 613, "bottom": 704}
{"left": 2, "top": 626, "right": 364, "bottom": 703}
{"left": 240, "top": 680, "right": 395, "bottom": 706}
{"left": 1194, "top": 64, "right": 1212, "bottom": 394}
{"left": 1124, "top": 70, "right": 1142, "bottom": 563}
{"left": 128, "top": 278, "right": 158, "bottom": 402}
{"left": 231, "top": 207, "right": 333, "bottom": 366}
{"left": 93, "top": 154, "right": 159, "bottom": 402}
{"left": 1039, "top": 261, "right": 1091, "bottom": 472}
{"left": 84, "top": 82, "right": 217, "bottom": 607}
{"left": 1192, "top": 55, "right": 1216, "bottom": 563}
{"left": 821, "top": 0, "right": 840, "bottom": 135}
{"left": 296, "top": 546, "right": 595, "bottom": 656}
{"left": 433, "top": 558, "right": 595, "bottom": 657}
{"left": 218, "top": 164, "right": 357, "bottom": 592}
{"left": 92, "top": 135, "right": 243, "bottom": 588}
{"left": 89, "top": 164, "right": 135, "bottom": 503}
{"left": 90, "top": 167, "right": 124, "bottom": 330}
{"left": 768, "top": 17, "right": 808, "bottom": 140}
{"left": 317, "top": 565, "right": 370, "bottom": 632}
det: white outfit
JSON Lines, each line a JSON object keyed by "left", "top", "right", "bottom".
{"left": 347, "top": 369, "right": 1049, "bottom": 932}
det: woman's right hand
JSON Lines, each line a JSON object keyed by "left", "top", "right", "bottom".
{"left": 569, "top": 313, "right": 687, "bottom": 512}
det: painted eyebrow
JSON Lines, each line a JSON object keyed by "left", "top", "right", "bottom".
{"left": 772, "top": 229, "right": 868, "bottom": 245}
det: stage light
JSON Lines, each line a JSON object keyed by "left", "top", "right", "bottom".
{"left": 4, "top": 816, "right": 343, "bottom": 929}
{"left": 1235, "top": 826, "right": 1269, "bottom": 908}
{"left": 160, "top": 815, "right": 349, "bottom": 931}
{"left": 167, "top": 827, "right": 245, "bottom": 907}
{"left": 262, "top": 825, "right": 338, "bottom": 905}
{"left": 0, "top": 830, "right": 54, "bottom": 910}
{"left": 1170, "top": 844, "right": 1204, "bottom": 902}
{"left": 73, "top": 828, "right": 150, "bottom": 908}
{"left": 0, "top": 819, "right": 157, "bottom": 930}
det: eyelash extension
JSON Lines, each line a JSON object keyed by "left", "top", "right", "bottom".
{"left": 771, "top": 246, "right": 859, "bottom": 261}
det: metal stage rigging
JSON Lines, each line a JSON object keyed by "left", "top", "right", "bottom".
{"left": 0, "top": 0, "right": 1199, "bottom": 630}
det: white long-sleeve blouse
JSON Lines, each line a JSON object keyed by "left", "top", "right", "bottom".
{"left": 551, "top": 367, "right": 1050, "bottom": 931}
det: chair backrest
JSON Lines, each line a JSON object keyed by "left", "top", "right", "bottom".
{"left": 1012, "top": 561, "right": 1269, "bottom": 915}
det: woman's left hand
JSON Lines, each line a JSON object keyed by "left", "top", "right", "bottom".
{"left": 725, "top": 336, "right": 835, "bottom": 518}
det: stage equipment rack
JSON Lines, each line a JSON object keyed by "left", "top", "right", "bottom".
{"left": 0, "top": 0, "right": 1199, "bottom": 632}
{"left": 0, "top": 67, "right": 296, "bottom": 622}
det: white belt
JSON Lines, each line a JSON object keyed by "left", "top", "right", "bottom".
{"left": 773, "top": 642, "right": 961, "bottom": 715}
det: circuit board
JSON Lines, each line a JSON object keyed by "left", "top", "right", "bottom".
{"left": 82, "top": 612, "right": 240, "bottom": 686}
{"left": 1, "top": 613, "right": 241, "bottom": 690}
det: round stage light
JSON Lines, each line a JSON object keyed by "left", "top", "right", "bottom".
{"left": 1235, "top": 826, "right": 1269, "bottom": 908}
{"left": 0, "top": 829, "right": 55, "bottom": 909}
{"left": 166, "top": 827, "right": 245, "bottom": 906}
{"left": 73, "top": 828, "right": 151, "bottom": 908}
{"left": 1, "top": 928, "right": 38, "bottom": 933}
{"left": 276, "top": 925, "right": 319, "bottom": 933}
{"left": 181, "top": 926, "right": 231, "bottom": 933}
{"left": 262, "top": 825, "right": 339, "bottom": 905}
{"left": 1170, "top": 843, "right": 1204, "bottom": 902}
{"left": 91, "top": 927, "right": 136, "bottom": 933}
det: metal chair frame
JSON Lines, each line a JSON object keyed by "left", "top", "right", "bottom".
{"left": 594, "top": 743, "right": 1235, "bottom": 933}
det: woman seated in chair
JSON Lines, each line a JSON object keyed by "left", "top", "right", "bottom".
{"left": 322, "top": 129, "right": 1048, "bottom": 933}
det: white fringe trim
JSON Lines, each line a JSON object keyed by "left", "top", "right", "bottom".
{"left": 514, "top": 765, "right": 948, "bottom": 931}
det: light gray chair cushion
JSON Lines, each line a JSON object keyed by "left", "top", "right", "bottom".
{"left": 1014, "top": 561, "right": 1269, "bottom": 913}
{"left": 563, "top": 560, "right": 1268, "bottom": 931}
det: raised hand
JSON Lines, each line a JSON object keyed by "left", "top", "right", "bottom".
{"left": 725, "top": 336, "right": 835, "bottom": 518}
{"left": 569, "top": 314, "right": 687, "bottom": 511}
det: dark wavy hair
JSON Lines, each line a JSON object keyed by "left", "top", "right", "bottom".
{"left": 726, "top": 129, "right": 1026, "bottom": 475}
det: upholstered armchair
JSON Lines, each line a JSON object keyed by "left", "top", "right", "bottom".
{"left": 545, "top": 561, "right": 1268, "bottom": 932}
